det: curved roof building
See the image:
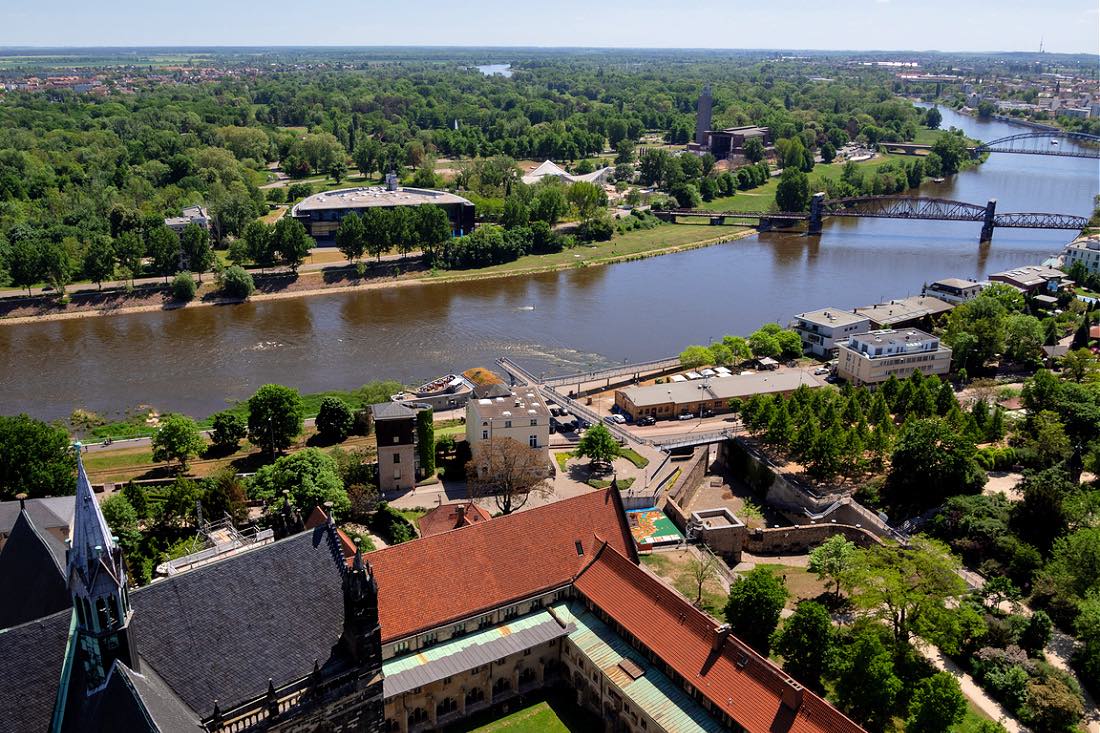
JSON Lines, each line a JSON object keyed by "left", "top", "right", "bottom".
{"left": 291, "top": 184, "right": 475, "bottom": 244}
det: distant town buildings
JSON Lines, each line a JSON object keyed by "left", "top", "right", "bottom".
{"left": 164, "top": 204, "right": 210, "bottom": 233}
{"left": 291, "top": 182, "right": 475, "bottom": 244}
{"left": 789, "top": 308, "right": 871, "bottom": 358}
{"left": 837, "top": 328, "right": 952, "bottom": 386}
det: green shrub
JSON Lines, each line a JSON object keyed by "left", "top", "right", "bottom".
{"left": 217, "top": 265, "right": 255, "bottom": 299}
{"left": 210, "top": 411, "right": 247, "bottom": 452}
{"left": 370, "top": 502, "right": 416, "bottom": 544}
{"left": 171, "top": 271, "right": 197, "bottom": 301}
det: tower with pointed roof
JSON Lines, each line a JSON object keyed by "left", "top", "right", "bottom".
{"left": 67, "top": 445, "right": 137, "bottom": 691}
{"left": 342, "top": 542, "right": 382, "bottom": 669}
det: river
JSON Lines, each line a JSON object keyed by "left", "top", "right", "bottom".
{"left": 1, "top": 106, "right": 1097, "bottom": 421}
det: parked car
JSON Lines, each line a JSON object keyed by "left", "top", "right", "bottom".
{"left": 813, "top": 366, "right": 830, "bottom": 375}
{"left": 677, "top": 413, "right": 695, "bottom": 421}
{"left": 611, "top": 414, "right": 626, "bottom": 424}
{"left": 603, "top": 416, "right": 618, "bottom": 425}
{"left": 636, "top": 416, "right": 656, "bottom": 426}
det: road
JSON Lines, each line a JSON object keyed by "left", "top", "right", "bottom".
{"left": 0, "top": 248, "right": 424, "bottom": 301}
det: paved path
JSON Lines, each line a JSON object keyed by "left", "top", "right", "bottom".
{"left": 911, "top": 637, "right": 1024, "bottom": 732}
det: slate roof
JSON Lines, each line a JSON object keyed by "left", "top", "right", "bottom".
{"left": 367, "top": 488, "right": 636, "bottom": 643}
{"left": 74, "top": 661, "right": 203, "bottom": 732}
{"left": 0, "top": 495, "right": 73, "bottom": 538}
{"left": 370, "top": 401, "right": 422, "bottom": 421}
{"left": 0, "top": 609, "right": 72, "bottom": 732}
{"left": 0, "top": 508, "right": 71, "bottom": 629}
{"left": 573, "top": 544, "right": 866, "bottom": 733}
{"left": 129, "top": 527, "right": 345, "bottom": 718}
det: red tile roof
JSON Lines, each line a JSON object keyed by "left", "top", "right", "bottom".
{"left": 368, "top": 489, "right": 636, "bottom": 643}
{"left": 417, "top": 502, "right": 493, "bottom": 537}
{"left": 574, "top": 545, "right": 866, "bottom": 733}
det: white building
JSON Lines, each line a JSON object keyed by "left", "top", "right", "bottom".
{"left": 520, "top": 160, "right": 612, "bottom": 187}
{"left": 1064, "top": 237, "right": 1100, "bottom": 275}
{"left": 837, "top": 329, "right": 952, "bottom": 387}
{"left": 789, "top": 308, "right": 871, "bottom": 358}
{"left": 922, "top": 278, "right": 986, "bottom": 305}
{"left": 466, "top": 384, "right": 550, "bottom": 457}
{"left": 164, "top": 205, "right": 210, "bottom": 233}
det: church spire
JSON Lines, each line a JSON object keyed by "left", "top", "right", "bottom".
{"left": 66, "top": 444, "right": 137, "bottom": 691}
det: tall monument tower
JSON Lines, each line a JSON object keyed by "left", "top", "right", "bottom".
{"left": 695, "top": 85, "right": 713, "bottom": 147}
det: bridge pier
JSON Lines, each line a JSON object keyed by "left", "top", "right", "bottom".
{"left": 710, "top": 216, "right": 726, "bottom": 226}
{"left": 808, "top": 192, "right": 825, "bottom": 235}
{"left": 980, "top": 199, "right": 996, "bottom": 243}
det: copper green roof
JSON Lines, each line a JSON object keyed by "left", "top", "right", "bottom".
{"left": 553, "top": 602, "right": 726, "bottom": 733}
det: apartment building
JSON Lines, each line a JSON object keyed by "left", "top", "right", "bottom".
{"left": 789, "top": 308, "right": 871, "bottom": 358}
{"left": 922, "top": 278, "right": 986, "bottom": 304}
{"left": 1065, "top": 237, "right": 1100, "bottom": 275}
{"left": 466, "top": 383, "right": 550, "bottom": 456}
{"left": 837, "top": 328, "right": 952, "bottom": 386}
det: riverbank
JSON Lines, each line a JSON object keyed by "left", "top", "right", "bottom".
{"left": 0, "top": 222, "right": 753, "bottom": 326}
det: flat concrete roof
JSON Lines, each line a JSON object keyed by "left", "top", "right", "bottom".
{"left": 793, "top": 308, "right": 869, "bottom": 328}
{"left": 931, "top": 278, "right": 982, "bottom": 290}
{"left": 471, "top": 388, "right": 547, "bottom": 420}
{"left": 618, "top": 370, "right": 819, "bottom": 409}
{"left": 292, "top": 186, "right": 472, "bottom": 214}
{"left": 853, "top": 295, "right": 954, "bottom": 326}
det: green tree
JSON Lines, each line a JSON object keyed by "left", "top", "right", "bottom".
{"left": 7, "top": 237, "right": 43, "bottom": 295}
{"left": 1004, "top": 313, "right": 1045, "bottom": 364}
{"left": 216, "top": 264, "right": 254, "bottom": 299}
{"left": 250, "top": 448, "right": 349, "bottom": 517}
{"left": 122, "top": 481, "right": 149, "bottom": 520}
{"left": 315, "top": 396, "right": 354, "bottom": 443}
{"left": 530, "top": 184, "right": 569, "bottom": 225}
{"left": 576, "top": 423, "right": 620, "bottom": 467}
{"left": 354, "top": 138, "right": 381, "bottom": 178}
{"left": 272, "top": 216, "right": 314, "bottom": 272}
{"left": 416, "top": 408, "right": 436, "bottom": 478}
{"left": 180, "top": 223, "right": 214, "bottom": 281}
{"left": 335, "top": 213, "right": 366, "bottom": 263}
{"left": 775, "top": 168, "right": 811, "bottom": 212}
{"left": 39, "top": 239, "right": 74, "bottom": 294}
{"left": 679, "top": 344, "right": 712, "bottom": 368}
{"left": 100, "top": 493, "right": 139, "bottom": 533}
{"left": 114, "top": 231, "right": 145, "bottom": 285}
{"left": 849, "top": 537, "right": 966, "bottom": 645}
{"left": 247, "top": 384, "right": 305, "bottom": 457}
{"left": 723, "top": 567, "right": 789, "bottom": 656}
{"left": 1060, "top": 349, "right": 1099, "bottom": 383}
{"left": 931, "top": 131, "right": 971, "bottom": 175}
{"left": 721, "top": 335, "right": 752, "bottom": 362}
{"left": 834, "top": 626, "right": 902, "bottom": 732}
{"left": 771, "top": 601, "right": 834, "bottom": 692}
{"left": 808, "top": 534, "right": 857, "bottom": 599}
{"left": 906, "top": 671, "right": 966, "bottom": 733}
{"left": 82, "top": 235, "right": 115, "bottom": 289}
{"left": 210, "top": 411, "right": 247, "bottom": 452}
{"left": 361, "top": 207, "right": 392, "bottom": 261}
{"left": 0, "top": 415, "right": 75, "bottom": 500}
{"left": 924, "top": 107, "right": 943, "bottom": 130}
{"left": 1026, "top": 410, "right": 1072, "bottom": 467}
{"left": 766, "top": 399, "right": 794, "bottom": 448}
{"left": 567, "top": 181, "right": 607, "bottom": 222}
{"left": 884, "top": 417, "right": 985, "bottom": 511}
{"left": 146, "top": 225, "right": 181, "bottom": 283}
{"left": 327, "top": 158, "right": 348, "bottom": 184}
{"left": 171, "top": 271, "right": 197, "bottom": 301}
{"left": 743, "top": 137, "right": 765, "bottom": 163}
{"left": 241, "top": 220, "right": 276, "bottom": 271}
{"left": 151, "top": 413, "right": 205, "bottom": 470}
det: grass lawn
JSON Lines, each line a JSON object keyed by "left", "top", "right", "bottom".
{"left": 431, "top": 221, "right": 747, "bottom": 280}
{"left": 952, "top": 704, "right": 996, "bottom": 732}
{"left": 587, "top": 476, "right": 634, "bottom": 490}
{"left": 698, "top": 154, "right": 911, "bottom": 214}
{"left": 554, "top": 451, "right": 574, "bottom": 473}
{"left": 754, "top": 563, "right": 830, "bottom": 609}
{"left": 618, "top": 447, "right": 649, "bottom": 468}
{"left": 450, "top": 692, "right": 600, "bottom": 733}
{"left": 641, "top": 550, "right": 727, "bottom": 619}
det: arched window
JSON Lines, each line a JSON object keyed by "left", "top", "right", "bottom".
{"left": 436, "top": 697, "right": 457, "bottom": 716}
{"left": 465, "top": 687, "right": 485, "bottom": 706}
{"left": 409, "top": 707, "right": 428, "bottom": 725}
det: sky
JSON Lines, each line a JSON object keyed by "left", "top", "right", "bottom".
{"left": 1, "top": 0, "right": 1098, "bottom": 55}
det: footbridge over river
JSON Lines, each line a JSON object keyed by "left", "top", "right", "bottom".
{"left": 883, "top": 130, "right": 1100, "bottom": 159}
{"left": 658, "top": 192, "right": 1090, "bottom": 242}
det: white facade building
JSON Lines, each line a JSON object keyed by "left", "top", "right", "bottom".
{"left": 789, "top": 308, "right": 871, "bottom": 358}
{"left": 837, "top": 329, "right": 952, "bottom": 386}
{"left": 1065, "top": 238, "right": 1100, "bottom": 275}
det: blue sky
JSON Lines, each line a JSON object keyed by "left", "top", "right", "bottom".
{"left": 2, "top": 0, "right": 1098, "bottom": 54}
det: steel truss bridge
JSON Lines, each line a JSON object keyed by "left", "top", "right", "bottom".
{"left": 883, "top": 130, "right": 1100, "bottom": 159}
{"left": 658, "top": 193, "right": 1089, "bottom": 242}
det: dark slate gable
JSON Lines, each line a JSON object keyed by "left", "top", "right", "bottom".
{"left": 75, "top": 662, "right": 202, "bottom": 733}
{"left": 0, "top": 509, "right": 71, "bottom": 629}
{"left": 0, "top": 609, "right": 71, "bottom": 732}
{"left": 130, "top": 527, "right": 345, "bottom": 718}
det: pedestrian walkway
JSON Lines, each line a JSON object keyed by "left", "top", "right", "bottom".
{"left": 911, "top": 637, "right": 1024, "bottom": 732}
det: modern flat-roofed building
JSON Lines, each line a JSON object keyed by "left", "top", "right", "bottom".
{"left": 164, "top": 204, "right": 210, "bottom": 233}
{"left": 789, "top": 308, "right": 871, "bottom": 358}
{"left": 703, "top": 126, "right": 772, "bottom": 160}
{"left": 291, "top": 183, "right": 475, "bottom": 244}
{"left": 988, "top": 265, "right": 1067, "bottom": 294}
{"left": 615, "top": 370, "right": 821, "bottom": 421}
{"left": 837, "top": 328, "right": 952, "bottom": 386}
{"left": 466, "top": 383, "right": 550, "bottom": 457}
{"left": 922, "top": 278, "right": 986, "bottom": 304}
{"left": 853, "top": 295, "right": 954, "bottom": 329}
{"left": 1064, "top": 237, "right": 1100, "bottom": 275}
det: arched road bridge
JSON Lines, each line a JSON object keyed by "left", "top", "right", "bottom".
{"left": 883, "top": 130, "right": 1100, "bottom": 159}
{"left": 657, "top": 193, "right": 1090, "bottom": 242}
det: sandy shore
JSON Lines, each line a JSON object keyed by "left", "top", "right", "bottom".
{"left": 0, "top": 229, "right": 755, "bottom": 327}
